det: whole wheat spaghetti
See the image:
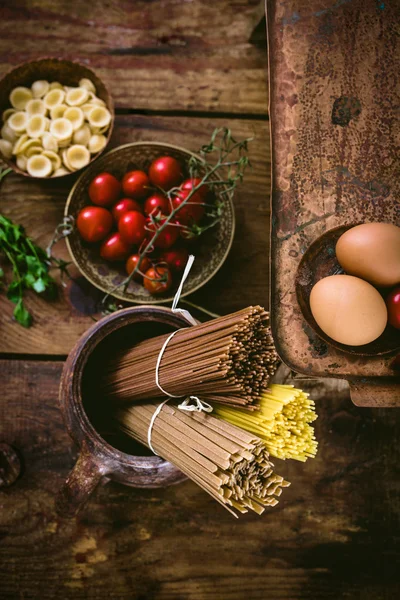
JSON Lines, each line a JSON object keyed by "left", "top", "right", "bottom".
{"left": 103, "top": 306, "right": 279, "bottom": 409}
{"left": 117, "top": 400, "right": 290, "bottom": 517}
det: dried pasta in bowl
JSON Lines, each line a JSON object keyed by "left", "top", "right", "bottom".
{"left": 0, "top": 78, "right": 112, "bottom": 177}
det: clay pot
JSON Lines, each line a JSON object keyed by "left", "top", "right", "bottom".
{"left": 56, "top": 306, "right": 190, "bottom": 518}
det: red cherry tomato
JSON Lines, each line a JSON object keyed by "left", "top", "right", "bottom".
{"left": 121, "top": 170, "right": 150, "bottom": 200}
{"left": 88, "top": 173, "right": 121, "bottom": 207}
{"left": 143, "top": 266, "right": 172, "bottom": 295}
{"left": 76, "top": 206, "right": 113, "bottom": 243}
{"left": 100, "top": 233, "right": 131, "bottom": 262}
{"left": 386, "top": 286, "right": 400, "bottom": 329}
{"left": 148, "top": 156, "right": 182, "bottom": 190}
{"left": 119, "top": 211, "right": 146, "bottom": 245}
{"left": 160, "top": 247, "right": 189, "bottom": 272}
{"left": 146, "top": 216, "right": 179, "bottom": 249}
{"left": 144, "top": 193, "right": 170, "bottom": 217}
{"left": 125, "top": 254, "right": 152, "bottom": 281}
{"left": 181, "top": 177, "right": 208, "bottom": 199}
{"left": 172, "top": 189, "right": 205, "bottom": 224}
{"left": 112, "top": 198, "right": 143, "bottom": 222}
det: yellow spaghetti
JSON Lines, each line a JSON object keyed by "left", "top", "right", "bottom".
{"left": 213, "top": 384, "right": 318, "bottom": 462}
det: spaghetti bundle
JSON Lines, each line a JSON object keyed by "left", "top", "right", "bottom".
{"left": 103, "top": 306, "right": 279, "bottom": 409}
{"left": 213, "top": 384, "right": 318, "bottom": 462}
{"left": 117, "top": 400, "right": 290, "bottom": 516}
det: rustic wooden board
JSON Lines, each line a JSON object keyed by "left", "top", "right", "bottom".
{"left": 268, "top": 0, "right": 400, "bottom": 382}
{"left": 1, "top": 359, "right": 399, "bottom": 599}
{"left": 0, "top": 0, "right": 268, "bottom": 114}
{"left": 0, "top": 115, "right": 271, "bottom": 355}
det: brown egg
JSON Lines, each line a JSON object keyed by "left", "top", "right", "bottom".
{"left": 310, "top": 275, "right": 387, "bottom": 346}
{"left": 336, "top": 222, "right": 400, "bottom": 287}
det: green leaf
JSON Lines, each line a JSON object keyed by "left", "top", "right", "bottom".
{"left": 13, "top": 300, "right": 32, "bottom": 328}
{"left": 0, "top": 267, "right": 3, "bottom": 278}
{"left": 6, "top": 280, "right": 21, "bottom": 304}
{"left": 32, "top": 277, "right": 46, "bottom": 293}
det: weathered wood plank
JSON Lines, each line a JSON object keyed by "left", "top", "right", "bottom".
{"left": 0, "top": 115, "right": 271, "bottom": 355}
{"left": 0, "top": 0, "right": 268, "bottom": 114}
{"left": 0, "top": 360, "right": 399, "bottom": 599}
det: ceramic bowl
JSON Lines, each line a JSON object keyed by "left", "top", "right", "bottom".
{"left": 296, "top": 224, "right": 400, "bottom": 357}
{"left": 64, "top": 141, "right": 235, "bottom": 304}
{"left": 0, "top": 58, "right": 114, "bottom": 178}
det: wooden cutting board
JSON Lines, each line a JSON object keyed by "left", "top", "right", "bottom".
{"left": 267, "top": 0, "right": 400, "bottom": 406}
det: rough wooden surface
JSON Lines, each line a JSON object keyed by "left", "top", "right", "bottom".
{"left": 1, "top": 360, "right": 399, "bottom": 599}
{"left": 0, "top": 0, "right": 399, "bottom": 598}
{"left": 0, "top": 115, "right": 270, "bottom": 354}
{"left": 0, "top": 0, "right": 268, "bottom": 114}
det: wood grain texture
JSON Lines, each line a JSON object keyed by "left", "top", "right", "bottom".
{"left": 0, "top": 0, "right": 269, "bottom": 114}
{"left": 0, "top": 115, "right": 271, "bottom": 355}
{"left": 1, "top": 360, "right": 399, "bottom": 599}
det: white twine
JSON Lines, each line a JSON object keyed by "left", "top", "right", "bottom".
{"left": 170, "top": 254, "right": 198, "bottom": 326}
{"left": 147, "top": 396, "right": 213, "bottom": 455}
{"left": 148, "top": 254, "right": 213, "bottom": 455}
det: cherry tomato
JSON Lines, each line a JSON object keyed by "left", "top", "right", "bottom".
{"left": 146, "top": 216, "right": 179, "bottom": 249}
{"left": 119, "top": 211, "right": 146, "bottom": 245}
{"left": 76, "top": 206, "right": 113, "bottom": 243}
{"left": 386, "top": 286, "right": 400, "bottom": 329}
{"left": 121, "top": 170, "right": 150, "bottom": 200}
{"left": 181, "top": 177, "right": 208, "bottom": 199}
{"left": 125, "top": 254, "right": 152, "bottom": 281}
{"left": 172, "top": 188, "right": 205, "bottom": 224}
{"left": 148, "top": 156, "right": 182, "bottom": 190}
{"left": 88, "top": 173, "right": 121, "bottom": 207}
{"left": 144, "top": 193, "right": 170, "bottom": 217}
{"left": 100, "top": 232, "right": 131, "bottom": 262}
{"left": 160, "top": 247, "right": 189, "bottom": 272}
{"left": 143, "top": 266, "right": 172, "bottom": 295}
{"left": 112, "top": 198, "right": 143, "bottom": 222}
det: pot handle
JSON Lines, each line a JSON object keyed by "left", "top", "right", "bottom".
{"left": 55, "top": 445, "right": 106, "bottom": 517}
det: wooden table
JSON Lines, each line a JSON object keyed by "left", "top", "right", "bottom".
{"left": 0, "top": 1, "right": 399, "bottom": 598}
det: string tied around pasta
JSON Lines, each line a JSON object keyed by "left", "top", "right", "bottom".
{"left": 147, "top": 396, "right": 213, "bottom": 455}
{"left": 148, "top": 254, "right": 213, "bottom": 455}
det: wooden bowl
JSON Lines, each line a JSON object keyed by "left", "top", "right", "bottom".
{"left": 296, "top": 225, "right": 400, "bottom": 357}
{"left": 0, "top": 58, "right": 114, "bottom": 178}
{"left": 64, "top": 142, "right": 235, "bottom": 304}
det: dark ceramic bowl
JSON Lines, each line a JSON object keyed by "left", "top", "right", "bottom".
{"left": 296, "top": 224, "right": 400, "bottom": 357}
{"left": 0, "top": 58, "right": 114, "bottom": 178}
{"left": 64, "top": 141, "right": 235, "bottom": 304}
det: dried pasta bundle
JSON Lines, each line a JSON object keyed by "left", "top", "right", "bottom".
{"left": 117, "top": 400, "right": 290, "bottom": 517}
{"left": 213, "top": 384, "right": 318, "bottom": 462}
{"left": 102, "top": 306, "right": 280, "bottom": 409}
{"left": 0, "top": 77, "right": 112, "bottom": 176}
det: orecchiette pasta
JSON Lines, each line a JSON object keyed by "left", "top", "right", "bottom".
{"left": 1, "top": 78, "right": 111, "bottom": 176}
{"left": 66, "top": 145, "right": 90, "bottom": 169}
{"left": 27, "top": 154, "right": 52, "bottom": 177}
{"left": 26, "top": 99, "right": 46, "bottom": 116}
{"left": 10, "top": 87, "right": 33, "bottom": 110}
{"left": 64, "top": 107, "right": 84, "bottom": 131}
{"left": 0, "top": 139, "right": 12, "bottom": 159}
{"left": 26, "top": 114, "right": 47, "bottom": 138}
{"left": 31, "top": 80, "right": 50, "bottom": 98}
{"left": 8, "top": 111, "right": 28, "bottom": 133}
